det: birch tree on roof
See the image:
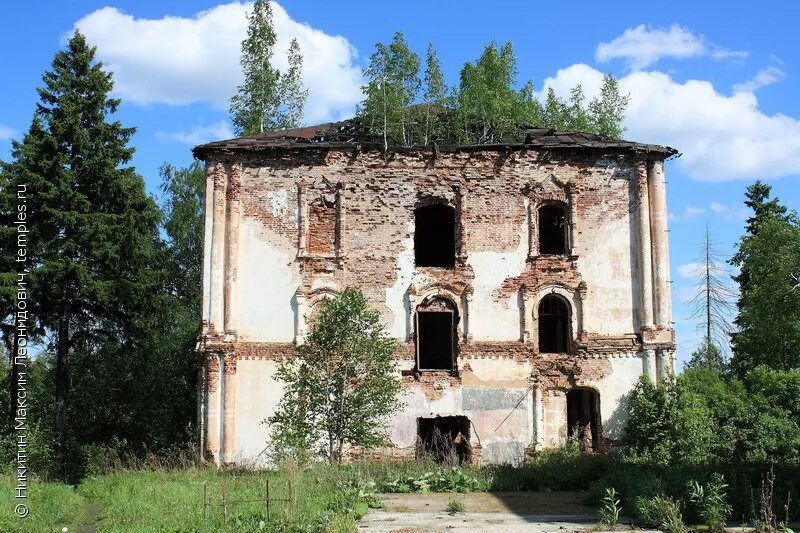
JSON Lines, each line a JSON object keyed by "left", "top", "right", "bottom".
{"left": 230, "top": 0, "right": 307, "bottom": 136}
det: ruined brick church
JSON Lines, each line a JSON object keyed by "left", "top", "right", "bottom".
{"left": 194, "top": 120, "right": 677, "bottom": 466}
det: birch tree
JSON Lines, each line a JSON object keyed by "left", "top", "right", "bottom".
{"left": 268, "top": 288, "right": 402, "bottom": 464}
{"left": 230, "top": 0, "right": 307, "bottom": 135}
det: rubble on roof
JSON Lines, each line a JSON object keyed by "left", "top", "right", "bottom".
{"left": 192, "top": 118, "right": 678, "bottom": 160}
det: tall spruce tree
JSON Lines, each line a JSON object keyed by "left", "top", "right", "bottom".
{"left": 0, "top": 31, "right": 161, "bottom": 479}
{"left": 730, "top": 182, "right": 800, "bottom": 375}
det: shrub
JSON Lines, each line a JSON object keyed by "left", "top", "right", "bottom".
{"left": 687, "top": 474, "right": 732, "bottom": 532}
{"left": 635, "top": 495, "right": 687, "bottom": 533}
{"left": 382, "top": 467, "right": 485, "bottom": 493}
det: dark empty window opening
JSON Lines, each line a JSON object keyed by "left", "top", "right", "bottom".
{"left": 538, "top": 295, "right": 570, "bottom": 353}
{"left": 539, "top": 204, "right": 568, "bottom": 255}
{"left": 415, "top": 204, "right": 456, "bottom": 267}
{"left": 417, "top": 311, "right": 454, "bottom": 370}
{"left": 567, "top": 389, "right": 601, "bottom": 452}
{"left": 417, "top": 416, "right": 471, "bottom": 465}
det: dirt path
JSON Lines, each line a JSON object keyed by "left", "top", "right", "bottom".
{"left": 359, "top": 492, "right": 651, "bottom": 533}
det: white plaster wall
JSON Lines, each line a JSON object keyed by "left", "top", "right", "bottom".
{"left": 384, "top": 230, "right": 415, "bottom": 339}
{"left": 593, "top": 356, "right": 644, "bottom": 439}
{"left": 467, "top": 359, "right": 533, "bottom": 381}
{"left": 233, "top": 359, "right": 285, "bottom": 466}
{"left": 577, "top": 215, "right": 637, "bottom": 334}
{"left": 237, "top": 218, "right": 300, "bottom": 342}
{"left": 467, "top": 220, "right": 528, "bottom": 341}
{"left": 389, "top": 387, "right": 463, "bottom": 448}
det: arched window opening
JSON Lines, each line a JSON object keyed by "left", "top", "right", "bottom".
{"left": 416, "top": 297, "right": 458, "bottom": 370}
{"left": 567, "top": 389, "right": 601, "bottom": 452}
{"left": 538, "top": 295, "right": 570, "bottom": 353}
{"left": 538, "top": 204, "right": 567, "bottom": 255}
{"left": 415, "top": 204, "right": 456, "bottom": 267}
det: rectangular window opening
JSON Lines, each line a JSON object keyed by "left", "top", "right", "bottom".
{"left": 417, "top": 416, "right": 471, "bottom": 465}
{"left": 417, "top": 311, "right": 454, "bottom": 370}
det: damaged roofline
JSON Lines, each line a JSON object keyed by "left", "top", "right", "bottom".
{"left": 192, "top": 141, "right": 679, "bottom": 162}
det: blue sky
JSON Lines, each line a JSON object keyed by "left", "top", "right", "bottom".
{"left": 2, "top": 1, "right": 799, "bottom": 367}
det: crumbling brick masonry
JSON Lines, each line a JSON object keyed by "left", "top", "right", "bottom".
{"left": 194, "top": 123, "right": 677, "bottom": 466}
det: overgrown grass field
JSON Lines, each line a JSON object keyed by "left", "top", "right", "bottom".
{"left": 0, "top": 464, "right": 373, "bottom": 532}
{"left": 1, "top": 450, "right": 797, "bottom": 532}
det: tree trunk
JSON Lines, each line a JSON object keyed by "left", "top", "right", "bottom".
{"left": 54, "top": 313, "right": 70, "bottom": 482}
{"left": 8, "top": 313, "right": 19, "bottom": 423}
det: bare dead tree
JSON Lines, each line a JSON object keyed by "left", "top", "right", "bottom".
{"left": 685, "top": 225, "right": 737, "bottom": 370}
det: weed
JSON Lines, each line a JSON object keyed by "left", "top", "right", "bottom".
{"left": 688, "top": 474, "right": 732, "bottom": 532}
{"left": 599, "top": 487, "right": 621, "bottom": 526}
{"left": 635, "top": 495, "right": 687, "bottom": 533}
{"left": 382, "top": 467, "right": 485, "bottom": 493}
{"left": 446, "top": 497, "right": 466, "bottom": 514}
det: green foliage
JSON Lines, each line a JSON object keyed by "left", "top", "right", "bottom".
{"left": 446, "top": 496, "right": 466, "bottom": 514}
{"left": 599, "top": 487, "right": 621, "bottom": 526}
{"left": 359, "top": 32, "right": 421, "bottom": 149}
{"left": 624, "top": 375, "right": 715, "bottom": 466}
{"left": 230, "top": 0, "right": 307, "bottom": 135}
{"left": 357, "top": 37, "right": 628, "bottom": 147}
{"left": 0, "top": 464, "right": 381, "bottom": 532}
{"left": 588, "top": 74, "right": 630, "bottom": 138}
{"left": 159, "top": 161, "right": 205, "bottom": 308}
{"left": 269, "top": 288, "right": 403, "bottom": 464}
{"left": 0, "top": 31, "right": 163, "bottom": 479}
{"left": 420, "top": 43, "right": 449, "bottom": 144}
{"left": 382, "top": 467, "right": 485, "bottom": 493}
{"left": 688, "top": 474, "right": 732, "bottom": 532}
{"left": 685, "top": 336, "right": 726, "bottom": 372}
{"left": 454, "top": 41, "right": 531, "bottom": 144}
{"left": 625, "top": 369, "right": 800, "bottom": 468}
{"left": 277, "top": 38, "right": 309, "bottom": 131}
{"left": 635, "top": 495, "right": 687, "bottom": 533}
{"left": 731, "top": 215, "right": 800, "bottom": 374}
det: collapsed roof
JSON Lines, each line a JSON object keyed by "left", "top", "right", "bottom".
{"left": 192, "top": 118, "right": 678, "bottom": 160}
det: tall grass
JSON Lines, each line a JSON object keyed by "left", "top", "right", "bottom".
{"left": 0, "top": 464, "right": 369, "bottom": 532}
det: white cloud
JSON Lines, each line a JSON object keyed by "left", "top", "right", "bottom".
{"left": 684, "top": 205, "right": 707, "bottom": 219}
{"left": 677, "top": 262, "right": 705, "bottom": 279}
{"left": 73, "top": 2, "right": 363, "bottom": 124}
{"left": 0, "top": 123, "right": 15, "bottom": 141}
{"left": 709, "top": 201, "right": 728, "bottom": 213}
{"left": 541, "top": 64, "right": 800, "bottom": 181}
{"left": 158, "top": 121, "right": 235, "bottom": 145}
{"left": 596, "top": 24, "right": 747, "bottom": 70}
{"left": 733, "top": 66, "right": 785, "bottom": 93}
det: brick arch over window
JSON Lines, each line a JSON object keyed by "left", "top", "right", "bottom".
{"left": 538, "top": 295, "right": 570, "bottom": 353}
{"left": 306, "top": 289, "right": 339, "bottom": 323}
{"left": 525, "top": 285, "right": 582, "bottom": 351}
{"left": 296, "top": 287, "right": 340, "bottom": 342}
